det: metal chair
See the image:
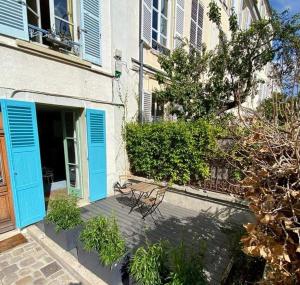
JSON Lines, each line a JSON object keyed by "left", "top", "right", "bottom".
{"left": 139, "top": 187, "right": 167, "bottom": 220}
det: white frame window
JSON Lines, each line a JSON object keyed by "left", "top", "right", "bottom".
{"left": 50, "top": 0, "right": 78, "bottom": 42}
{"left": 190, "top": 0, "right": 204, "bottom": 50}
{"left": 152, "top": 0, "right": 169, "bottom": 51}
{"left": 27, "top": 0, "right": 78, "bottom": 43}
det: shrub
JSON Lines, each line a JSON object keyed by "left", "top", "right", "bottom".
{"left": 80, "top": 215, "right": 126, "bottom": 266}
{"left": 130, "top": 241, "right": 168, "bottom": 285}
{"left": 130, "top": 241, "right": 208, "bottom": 285}
{"left": 166, "top": 241, "right": 207, "bottom": 285}
{"left": 46, "top": 195, "right": 82, "bottom": 232}
{"left": 125, "top": 120, "right": 223, "bottom": 185}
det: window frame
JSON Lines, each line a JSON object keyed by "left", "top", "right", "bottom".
{"left": 151, "top": 0, "right": 170, "bottom": 51}
{"left": 49, "top": 0, "right": 78, "bottom": 42}
{"left": 190, "top": 0, "right": 204, "bottom": 50}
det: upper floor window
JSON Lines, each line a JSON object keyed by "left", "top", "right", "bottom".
{"left": 190, "top": 0, "right": 204, "bottom": 50}
{"left": 0, "top": 0, "right": 102, "bottom": 65}
{"left": 152, "top": 0, "right": 169, "bottom": 51}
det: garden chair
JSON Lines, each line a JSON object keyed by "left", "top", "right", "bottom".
{"left": 139, "top": 187, "right": 167, "bottom": 220}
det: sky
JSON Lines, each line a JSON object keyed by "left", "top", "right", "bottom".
{"left": 269, "top": 0, "right": 300, "bottom": 14}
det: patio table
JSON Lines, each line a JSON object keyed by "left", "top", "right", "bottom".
{"left": 128, "top": 182, "right": 159, "bottom": 214}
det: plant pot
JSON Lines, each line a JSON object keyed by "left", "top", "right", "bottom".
{"left": 44, "top": 221, "right": 81, "bottom": 251}
{"left": 77, "top": 240, "right": 130, "bottom": 285}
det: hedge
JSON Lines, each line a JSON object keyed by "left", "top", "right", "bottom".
{"left": 125, "top": 120, "right": 223, "bottom": 185}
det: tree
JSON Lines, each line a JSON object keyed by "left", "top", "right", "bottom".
{"left": 155, "top": 2, "right": 300, "bottom": 120}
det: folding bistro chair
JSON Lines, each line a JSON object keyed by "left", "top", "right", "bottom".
{"left": 139, "top": 187, "right": 167, "bottom": 220}
{"left": 113, "top": 175, "right": 133, "bottom": 196}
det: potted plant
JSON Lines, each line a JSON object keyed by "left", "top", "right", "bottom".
{"left": 77, "top": 215, "right": 129, "bottom": 285}
{"left": 44, "top": 195, "right": 82, "bottom": 251}
{"left": 130, "top": 241, "right": 168, "bottom": 285}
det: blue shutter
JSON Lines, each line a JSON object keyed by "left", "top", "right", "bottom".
{"left": 80, "top": 0, "right": 102, "bottom": 65}
{"left": 86, "top": 109, "right": 106, "bottom": 202}
{"left": 0, "top": 0, "right": 29, "bottom": 40}
{"left": 1, "top": 99, "right": 45, "bottom": 228}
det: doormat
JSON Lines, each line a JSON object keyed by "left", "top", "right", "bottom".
{"left": 0, "top": 233, "right": 27, "bottom": 253}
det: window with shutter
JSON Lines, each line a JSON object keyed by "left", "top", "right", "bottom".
{"left": 190, "top": 0, "right": 203, "bottom": 50}
{"left": 174, "top": 0, "right": 185, "bottom": 48}
{"left": 81, "top": 0, "right": 102, "bottom": 65}
{"left": 0, "top": 0, "right": 29, "bottom": 40}
{"left": 143, "top": 92, "right": 152, "bottom": 122}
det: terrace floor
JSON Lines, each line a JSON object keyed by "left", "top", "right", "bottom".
{"left": 80, "top": 195, "right": 244, "bottom": 284}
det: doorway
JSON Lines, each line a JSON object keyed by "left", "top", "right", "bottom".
{"left": 0, "top": 113, "right": 15, "bottom": 233}
{"left": 36, "top": 106, "right": 82, "bottom": 205}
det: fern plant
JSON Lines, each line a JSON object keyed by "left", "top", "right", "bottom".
{"left": 80, "top": 215, "right": 126, "bottom": 266}
{"left": 46, "top": 195, "right": 82, "bottom": 232}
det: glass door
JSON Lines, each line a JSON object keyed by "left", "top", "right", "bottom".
{"left": 62, "top": 111, "right": 82, "bottom": 197}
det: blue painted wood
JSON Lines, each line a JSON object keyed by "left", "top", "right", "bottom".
{"left": 1, "top": 99, "right": 45, "bottom": 228}
{"left": 86, "top": 109, "right": 107, "bottom": 202}
{"left": 0, "top": 0, "right": 29, "bottom": 40}
{"left": 80, "top": 0, "right": 102, "bottom": 65}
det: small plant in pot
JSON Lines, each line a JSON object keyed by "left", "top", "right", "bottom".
{"left": 44, "top": 195, "right": 82, "bottom": 251}
{"left": 130, "top": 241, "right": 168, "bottom": 285}
{"left": 77, "top": 215, "right": 128, "bottom": 285}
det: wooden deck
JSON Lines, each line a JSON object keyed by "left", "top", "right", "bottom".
{"left": 80, "top": 195, "right": 238, "bottom": 284}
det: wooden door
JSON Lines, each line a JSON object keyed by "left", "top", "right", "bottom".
{"left": 0, "top": 114, "right": 15, "bottom": 233}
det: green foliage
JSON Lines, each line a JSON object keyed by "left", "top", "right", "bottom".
{"left": 166, "top": 241, "right": 207, "bottom": 285}
{"left": 130, "top": 242, "right": 168, "bottom": 285}
{"left": 155, "top": 3, "right": 300, "bottom": 119}
{"left": 46, "top": 195, "right": 82, "bottom": 232}
{"left": 130, "top": 241, "right": 208, "bottom": 285}
{"left": 126, "top": 120, "right": 224, "bottom": 185}
{"left": 80, "top": 215, "right": 126, "bottom": 266}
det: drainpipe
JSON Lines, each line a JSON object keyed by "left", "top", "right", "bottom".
{"left": 138, "top": 0, "right": 144, "bottom": 123}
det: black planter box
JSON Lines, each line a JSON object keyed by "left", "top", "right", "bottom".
{"left": 77, "top": 241, "right": 130, "bottom": 285}
{"left": 44, "top": 221, "right": 81, "bottom": 251}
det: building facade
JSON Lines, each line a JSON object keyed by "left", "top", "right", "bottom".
{"left": 0, "top": 0, "right": 271, "bottom": 233}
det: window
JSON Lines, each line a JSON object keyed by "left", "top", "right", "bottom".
{"left": 190, "top": 0, "right": 204, "bottom": 50}
{"left": 143, "top": 92, "right": 164, "bottom": 122}
{"left": 152, "top": 0, "right": 169, "bottom": 51}
{"left": 27, "top": 0, "right": 77, "bottom": 45}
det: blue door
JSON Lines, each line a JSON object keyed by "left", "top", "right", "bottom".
{"left": 1, "top": 99, "right": 45, "bottom": 228}
{"left": 86, "top": 109, "right": 107, "bottom": 202}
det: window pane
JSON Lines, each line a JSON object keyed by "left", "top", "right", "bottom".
{"left": 54, "top": 0, "right": 73, "bottom": 23}
{"left": 64, "top": 112, "right": 74, "bottom": 138}
{"left": 160, "top": 35, "right": 167, "bottom": 47}
{"left": 153, "top": 0, "right": 158, "bottom": 9}
{"left": 161, "top": 0, "right": 168, "bottom": 16}
{"left": 160, "top": 16, "right": 167, "bottom": 36}
{"left": 55, "top": 18, "right": 74, "bottom": 39}
{"left": 67, "top": 139, "right": 75, "bottom": 164}
{"left": 152, "top": 30, "right": 158, "bottom": 40}
{"left": 152, "top": 10, "right": 158, "bottom": 30}
{"left": 69, "top": 166, "right": 80, "bottom": 188}
{"left": 152, "top": 39, "right": 158, "bottom": 50}
{"left": 27, "top": 0, "right": 37, "bottom": 13}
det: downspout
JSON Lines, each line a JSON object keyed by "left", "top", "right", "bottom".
{"left": 138, "top": 0, "right": 144, "bottom": 123}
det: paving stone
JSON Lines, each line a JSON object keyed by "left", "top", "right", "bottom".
{"left": 12, "top": 248, "right": 24, "bottom": 256}
{"left": 43, "top": 256, "right": 53, "bottom": 264}
{"left": 15, "top": 276, "right": 33, "bottom": 285}
{"left": 32, "top": 261, "right": 44, "bottom": 270}
{"left": 19, "top": 257, "right": 35, "bottom": 267}
{"left": 35, "top": 246, "right": 42, "bottom": 252}
{"left": 2, "top": 264, "right": 18, "bottom": 276}
{"left": 33, "top": 277, "right": 47, "bottom": 285}
{"left": 2, "top": 273, "right": 18, "bottom": 285}
{"left": 0, "top": 261, "right": 9, "bottom": 268}
{"left": 18, "top": 268, "right": 31, "bottom": 277}
{"left": 40, "top": 261, "right": 62, "bottom": 278}
{"left": 33, "top": 270, "right": 43, "bottom": 278}
{"left": 0, "top": 253, "right": 11, "bottom": 262}
{"left": 10, "top": 256, "right": 21, "bottom": 264}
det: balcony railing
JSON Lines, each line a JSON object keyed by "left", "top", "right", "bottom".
{"left": 28, "top": 24, "right": 80, "bottom": 56}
